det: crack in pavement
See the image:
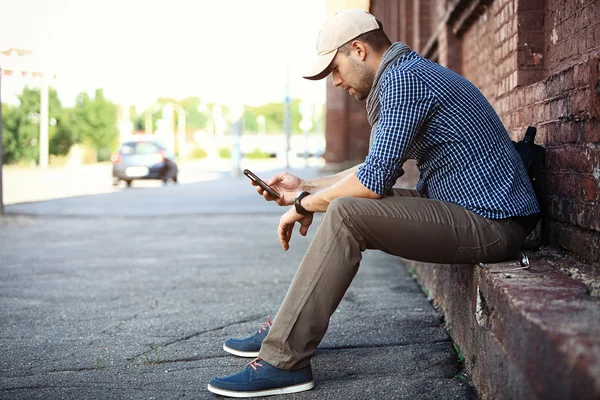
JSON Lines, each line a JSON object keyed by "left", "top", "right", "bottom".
{"left": 100, "top": 313, "right": 139, "bottom": 335}
{"left": 126, "top": 314, "right": 264, "bottom": 361}
{"left": 46, "top": 366, "right": 105, "bottom": 374}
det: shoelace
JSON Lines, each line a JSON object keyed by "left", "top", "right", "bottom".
{"left": 247, "top": 357, "right": 264, "bottom": 371}
{"left": 258, "top": 315, "right": 272, "bottom": 334}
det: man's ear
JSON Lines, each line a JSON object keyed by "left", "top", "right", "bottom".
{"left": 349, "top": 40, "right": 368, "bottom": 61}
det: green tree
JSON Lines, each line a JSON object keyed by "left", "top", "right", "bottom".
{"left": 246, "top": 100, "right": 304, "bottom": 134}
{"left": 50, "top": 107, "right": 77, "bottom": 156}
{"left": 243, "top": 107, "right": 259, "bottom": 132}
{"left": 1, "top": 86, "right": 62, "bottom": 164}
{"left": 2, "top": 104, "right": 21, "bottom": 164}
{"left": 180, "top": 96, "right": 209, "bottom": 130}
{"left": 72, "top": 89, "right": 118, "bottom": 161}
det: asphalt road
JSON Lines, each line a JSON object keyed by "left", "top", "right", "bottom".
{"left": 0, "top": 163, "right": 476, "bottom": 399}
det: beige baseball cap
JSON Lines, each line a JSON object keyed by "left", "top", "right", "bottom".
{"left": 303, "top": 9, "right": 380, "bottom": 81}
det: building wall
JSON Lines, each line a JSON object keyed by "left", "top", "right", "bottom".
{"left": 323, "top": 0, "right": 600, "bottom": 264}
{"left": 454, "top": 0, "right": 600, "bottom": 265}
{"left": 323, "top": 0, "right": 372, "bottom": 165}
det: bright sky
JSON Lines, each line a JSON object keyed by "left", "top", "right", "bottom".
{"left": 0, "top": 0, "right": 328, "bottom": 108}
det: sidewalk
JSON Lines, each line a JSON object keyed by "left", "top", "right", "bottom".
{"left": 1, "top": 157, "right": 325, "bottom": 205}
{"left": 0, "top": 209, "right": 475, "bottom": 399}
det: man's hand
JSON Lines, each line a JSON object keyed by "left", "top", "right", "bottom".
{"left": 251, "top": 172, "right": 304, "bottom": 206}
{"left": 278, "top": 207, "right": 313, "bottom": 251}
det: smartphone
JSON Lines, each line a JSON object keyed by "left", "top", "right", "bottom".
{"left": 243, "top": 169, "right": 281, "bottom": 198}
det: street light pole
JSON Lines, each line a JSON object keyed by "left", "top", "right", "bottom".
{"left": 173, "top": 104, "right": 187, "bottom": 161}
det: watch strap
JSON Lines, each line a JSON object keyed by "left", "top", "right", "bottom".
{"left": 294, "top": 191, "right": 312, "bottom": 215}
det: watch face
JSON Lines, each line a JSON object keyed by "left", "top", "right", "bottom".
{"left": 294, "top": 191, "right": 311, "bottom": 215}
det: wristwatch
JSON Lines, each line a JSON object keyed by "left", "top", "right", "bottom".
{"left": 294, "top": 191, "right": 312, "bottom": 215}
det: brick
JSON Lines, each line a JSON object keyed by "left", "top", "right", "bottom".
{"left": 573, "top": 62, "right": 591, "bottom": 87}
{"left": 552, "top": 97, "right": 570, "bottom": 120}
{"left": 547, "top": 69, "right": 576, "bottom": 98}
{"left": 522, "top": 103, "right": 535, "bottom": 123}
{"left": 546, "top": 144, "right": 600, "bottom": 174}
{"left": 534, "top": 102, "right": 545, "bottom": 122}
{"left": 548, "top": 196, "right": 600, "bottom": 231}
{"left": 517, "top": 0, "right": 545, "bottom": 12}
{"left": 535, "top": 124, "right": 548, "bottom": 144}
{"left": 534, "top": 83, "right": 546, "bottom": 102}
{"left": 545, "top": 120, "right": 581, "bottom": 145}
{"left": 517, "top": 88, "right": 526, "bottom": 108}
{"left": 583, "top": 119, "right": 600, "bottom": 143}
{"left": 523, "top": 85, "right": 535, "bottom": 105}
{"left": 547, "top": 222, "right": 600, "bottom": 263}
{"left": 569, "top": 88, "right": 593, "bottom": 117}
{"left": 547, "top": 173, "right": 599, "bottom": 202}
{"left": 518, "top": 10, "right": 545, "bottom": 31}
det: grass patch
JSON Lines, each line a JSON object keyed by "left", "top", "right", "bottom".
{"left": 142, "top": 348, "right": 163, "bottom": 365}
{"left": 453, "top": 343, "right": 465, "bottom": 363}
{"left": 244, "top": 148, "right": 272, "bottom": 159}
{"left": 218, "top": 147, "right": 231, "bottom": 158}
{"left": 187, "top": 147, "right": 208, "bottom": 159}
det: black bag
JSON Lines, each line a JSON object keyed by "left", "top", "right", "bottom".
{"left": 513, "top": 126, "right": 546, "bottom": 249}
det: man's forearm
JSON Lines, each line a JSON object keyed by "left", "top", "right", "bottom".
{"left": 302, "top": 172, "right": 381, "bottom": 213}
{"left": 301, "top": 164, "right": 362, "bottom": 192}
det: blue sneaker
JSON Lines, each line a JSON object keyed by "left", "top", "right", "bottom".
{"left": 223, "top": 316, "right": 271, "bottom": 358}
{"left": 207, "top": 358, "right": 314, "bottom": 397}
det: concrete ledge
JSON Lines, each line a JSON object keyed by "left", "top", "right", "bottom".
{"left": 407, "top": 248, "right": 600, "bottom": 400}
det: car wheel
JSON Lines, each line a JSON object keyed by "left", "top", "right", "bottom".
{"left": 112, "top": 177, "right": 120, "bottom": 186}
{"left": 125, "top": 180, "right": 133, "bottom": 187}
{"left": 172, "top": 175, "right": 178, "bottom": 184}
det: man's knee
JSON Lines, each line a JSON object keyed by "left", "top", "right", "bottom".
{"left": 326, "top": 197, "right": 356, "bottom": 220}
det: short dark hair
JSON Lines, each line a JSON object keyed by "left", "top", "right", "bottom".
{"left": 339, "top": 19, "right": 391, "bottom": 55}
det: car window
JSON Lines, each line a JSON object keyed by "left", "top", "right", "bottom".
{"left": 121, "top": 141, "right": 159, "bottom": 155}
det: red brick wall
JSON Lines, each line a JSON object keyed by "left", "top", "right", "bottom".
{"left": 462, "top": 13, "right": 496, "bottom": 102}
{"left": 463, "top": 0, "right": 600, "bottom": 264}
{"left": 544, "top": 0, "right": 600, "bottom": 76}
{"left": 493, "top": 0, "right": 600, "bottom": 264}
{"left": 373, "top": 0, "right": 600, "bottom": 264}
{"left": 325, "top": 0, "right": 600, "bottom": 263}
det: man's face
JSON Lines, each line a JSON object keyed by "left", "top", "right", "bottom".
{"left": 329, "top": 49, "right": 374, "bottom": 101}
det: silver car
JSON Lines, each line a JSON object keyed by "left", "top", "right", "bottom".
{"left": 111, "top": 137, "right": 178, "bottom": 187}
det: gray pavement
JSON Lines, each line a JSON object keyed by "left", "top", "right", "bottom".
{"left": 0, "top": 170, "right": 475, "bottom": 399}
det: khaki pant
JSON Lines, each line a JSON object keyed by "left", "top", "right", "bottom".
{"left": 258, "top": 189, "right": 536, "bottom": 370}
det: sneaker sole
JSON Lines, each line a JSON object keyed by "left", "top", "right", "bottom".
{"left": 207, "top": 381, "right": 314, "bottom": 398}
{"left": 222, "top": 344, "right": 259, "bottom": 358}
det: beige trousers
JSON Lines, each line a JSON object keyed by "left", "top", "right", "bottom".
{"left": 258, "top": 189, "right": 535, "bottom": 370}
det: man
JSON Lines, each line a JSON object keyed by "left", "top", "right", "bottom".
{"left": 208, "top": 9, "right": 539, "bottom": 398}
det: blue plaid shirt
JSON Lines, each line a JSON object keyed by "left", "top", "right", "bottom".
{"left": 357, "top": 51, "right": 540, "bottom": 219}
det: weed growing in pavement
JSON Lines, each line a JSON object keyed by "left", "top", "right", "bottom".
{"left": 453, "top": 343, "right": 465, "bottom": 363}
{"left": 142, "top": 347, "right": 164, "bottom": 365}
{"left": 94, "top": 358, "right": 106, "bottom": 370}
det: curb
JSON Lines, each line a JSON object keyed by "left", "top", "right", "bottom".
{"left": 408, "top": 248, "right": 600, "bottom": 399}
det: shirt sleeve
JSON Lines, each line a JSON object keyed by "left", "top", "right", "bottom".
{"left": 357, "top": 70, "right": 436, "bottom": 195}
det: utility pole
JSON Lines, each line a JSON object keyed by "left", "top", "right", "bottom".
{"left": 284, "top": 64, "right": 291, "bottom": 169}
{"left": 230, "top": 104, "right": 244, "bottom": 178}
{"left": 39, "top": 73, "right": 49, "bottom": 168}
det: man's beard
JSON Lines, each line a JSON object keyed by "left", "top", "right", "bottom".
{"left": 348, "top": 56, "right": 375, "bottom": 101}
